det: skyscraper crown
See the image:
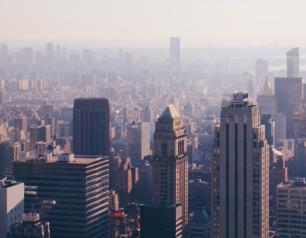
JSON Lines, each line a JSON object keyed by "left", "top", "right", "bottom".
{"left": 159, "top": 104, "right": 180, "bottom": 120}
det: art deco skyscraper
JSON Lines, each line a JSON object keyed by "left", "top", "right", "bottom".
{"left": 73, "top": 98, "right": 110, "bottom": 156}
{"left": 287, "top": 47, "right": 299, "bottom": 77}
{"left": 151, "top": 105, "right": 188, "bottom": 225}
{"left": 211, "top": 92, "right": 269, "bottom": 238}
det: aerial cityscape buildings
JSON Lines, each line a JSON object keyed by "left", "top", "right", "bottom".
{"left": 0, "top": 28, "right": 306, "bottom": 238}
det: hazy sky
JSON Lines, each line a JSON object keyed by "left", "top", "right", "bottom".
{"left": 1, "top": 0, "right": 306, "bottom": 47}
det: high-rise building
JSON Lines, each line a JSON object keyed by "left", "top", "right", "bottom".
{"left": 13, "top": 154, "right": 109, "bottom": 238}
{"left": 45, "top": 43, "right": 54, "bottom": 62}
{"left": 169, "top": 37, "right": 180, "bottom": 72}
{"left": 73, "top": 98, "right": 110, "bottom": 156}
{"left": 0, "top": 141, "right": 21, "bottom": 177}
{"left": 255, "top": 58, "right": 269, "bottom": 82}
{"left": 127, "top": 121, "right": 150, "bottom": 164}
{"left": 273, "top": 113, "right": 287, "bottom": 142}
{"left": 211, "top": 92, "right": 269, "bottom": 238}
{"left": 261, "top": 114, "right": 275, "bottom": 146}
{"left": 293, "top": 138, "right": 306, "bottom": 177}
{"left": 211, "top": 124, "right": 221, "bottom": 237}
{"left": 257, "top": 78, "right": 277, "bottom": 115}
{"left": 0, "top": 88, "right": 4, "bottom": 105}
{"left": 12, "top": 115, "right": 28, "bottom": 132}
{"left": 0, "top": 179, "right": 24, "bottom": 238}
{"left": 247, "top": 78, "right": 256, "bottom": 99}
{"left": 29, "top": 124, "right": 52, "bottom": 148}
{"left": 277, "top": 179, "right": 306, "bottom": 237}
{"left": 151, "top": 105, "right": 188, "bottom": 225}
{"left": 275, "top": 77, "right": 303, "bottom": 138}
{"left": 0, "top": 44, "right": 9, "bottom": 64}
{"left": 293, "top": 111, "right": 306, "bottom": 138}
{"left": 140, "top": 204, "right": 183, "bottom": 238}
{"left": 142, "top": 104, "right": 154, "bottom": 123}
{"left": 189, "top": 179, "right": 210, "bottom": 212}
{"left": 269, "top": 158, "right": 288, "bottom": 227}
{"left": 287, "top": 47, "right": 299, "bottom": 78}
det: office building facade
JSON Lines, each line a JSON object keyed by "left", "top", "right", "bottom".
{"left": 211, "top": 92, "right": 269, "bottom": 238}
{"left": 127, "top": 121, "right": 150, "bottom": 164}
{"left": 73, "top": 98, "right": 110, "bottom": 156}
{"left": 13, "top": 154, "right": 109, "bottom": 238}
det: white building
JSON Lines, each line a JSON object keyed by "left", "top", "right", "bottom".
{"left": 0, "top": 179, "right": 24, "bottom": 238}
{"left": 127, "top": 121, "right": 151, "bottom": 165}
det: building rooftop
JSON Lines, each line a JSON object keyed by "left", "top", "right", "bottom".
{"left": 278, "top": 179, "right": 306, "bottom": 189}
{"left": 159, "top": 104, "right": 181, "bottom": 120}
{"left": 15, "top": 153, "right": 103, "bottom": 165}
{"left": 0, "top": 178, "right": 22, "bottom": 189}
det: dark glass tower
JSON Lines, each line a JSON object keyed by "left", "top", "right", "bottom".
{"left": 73, "top": 98, "right": 110, "bottom": 156}
{"left": 140, "top": 204, "right": 183, "bottom": 238}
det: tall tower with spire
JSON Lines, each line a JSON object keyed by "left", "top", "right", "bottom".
{"left": 151, "top": 105, "right": 189, "bottom": 225}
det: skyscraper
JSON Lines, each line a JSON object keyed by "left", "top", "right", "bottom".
{"left": 151, "top": 105, "right": 188, "bottom": 225}
{"left": 287, "top": 47, "right": 299, "bottom": 77}
{"left": 211, "top": 92, "right": 269, "bottom": 238}
{"left": 277, "top": 179, "right": 306, "bottom": 237}
{"left": 169, "top": 37, "right": 180, "bottom": 72}
{"left": 140, "top": 204, "right": 183, "bottom": 238}
{"left": 73, "top": 98, "right": 110, "bottom": 156}
{"left": 45, "top": 43, "right": 54, "bottom": 62}
{"left": 256, "top": 78, "right": 277, "bottom": 115}
{"left": 275, "top": 77, "right": 303, "bottom": 138}
{"left": 255, "top": 58, "right": 268, "bottom": 82}
{"left": 273, "top": 113, "right": 287, "bottom": 142}
{"left": 0, "top": 179, "right": 24, "bottom": 238}
{"left": 13, "top": 154, "right": 109, "bottom": 238}
{"left": 0, "top": 44, "right": 9, "bottom": 64}
{"left": 127, "top": 121, "right": 150, "bottom": 164}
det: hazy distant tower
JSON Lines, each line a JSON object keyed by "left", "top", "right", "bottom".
{"left": 151, "top": 105, "right": 188, "bottom": 225}
{"left": 169, "top": 37, "right": 180, "bottom": 72}
{"left": 255, "top": 58, "right": 268, "bottom": 83}
{"left": 212, "top": 92, "right": 269, "bottom": 238}
{"left": 73, "top": 98, "right": 110, "bottom": 156}
{"left": 287, "top": 47, "right": 299, "bottom": 77}
{"left": 275, "top": 77, "right": 302, "bottom": 138}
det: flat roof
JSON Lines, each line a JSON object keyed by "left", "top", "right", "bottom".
{"left": 15, "top": 155, "right": 104, "bottom": 165}
{"left": 0, "top": 179, "right": 23, "bottom": 189}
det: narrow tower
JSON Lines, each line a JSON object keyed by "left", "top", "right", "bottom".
{"left": 152, "top": 105, "right": 189, "bottom": 225}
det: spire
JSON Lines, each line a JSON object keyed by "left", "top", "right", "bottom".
{"left": 159, "top": 104, "right": 181, "bottom": 120}
{"left": 260, "top": 77, "right": 273, "bottom": 95}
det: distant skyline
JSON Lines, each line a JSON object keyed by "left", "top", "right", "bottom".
{"left": 1, "top": 0, "right": 306, "bottom": 48}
